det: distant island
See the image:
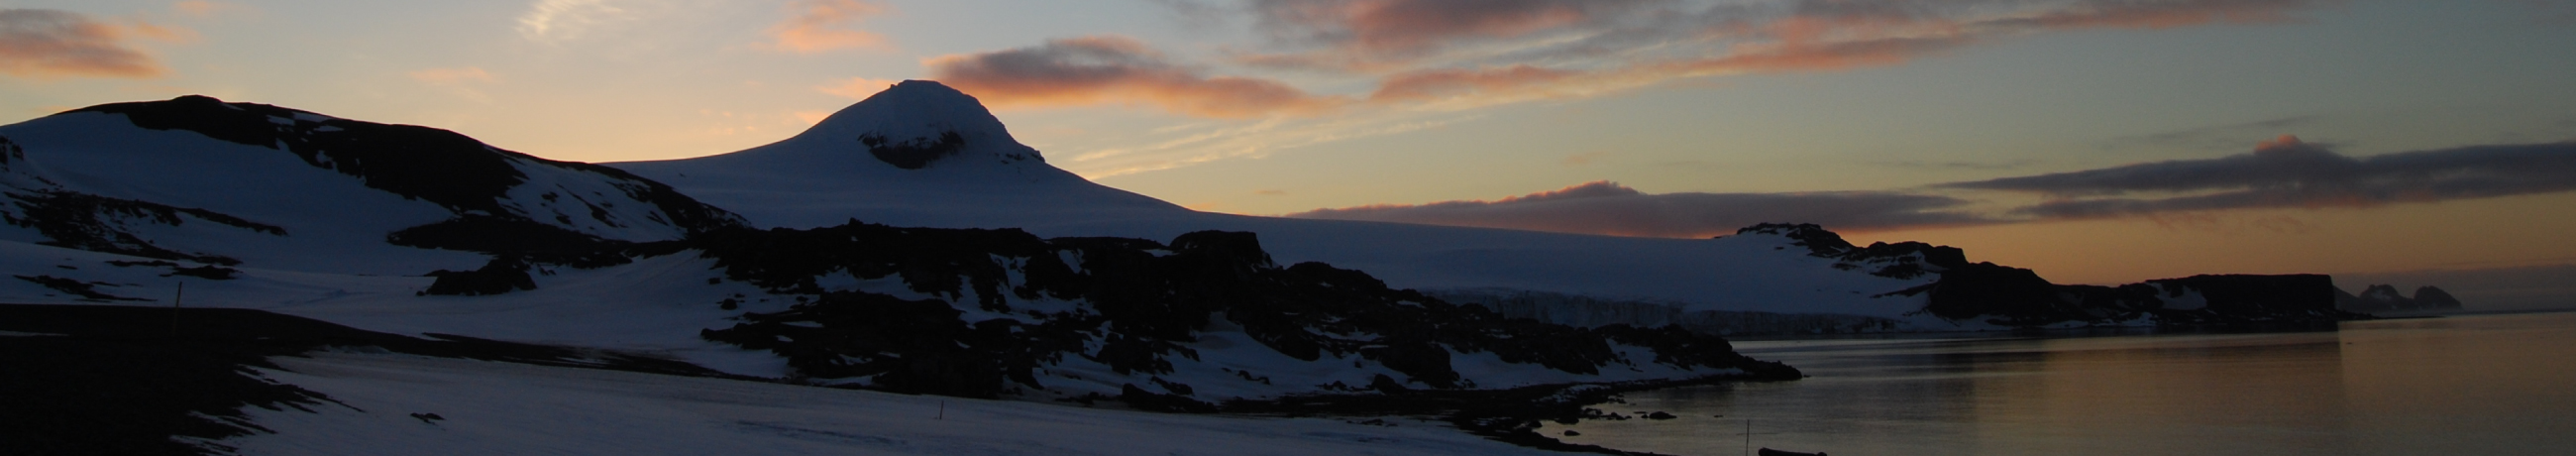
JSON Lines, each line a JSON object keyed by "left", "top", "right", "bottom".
{"left": 2338, "top": 285, "right": 2466, "bottom": 313}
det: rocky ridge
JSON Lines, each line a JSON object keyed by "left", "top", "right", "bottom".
{"left": 1741, "top": 223, "right": 2368, "bottom": 328}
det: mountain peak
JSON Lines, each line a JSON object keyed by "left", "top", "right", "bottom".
{"left": 799, "top": 79, "right": 1036, "bottom": 170}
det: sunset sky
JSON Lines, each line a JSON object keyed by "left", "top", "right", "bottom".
{"left": 6, "top": 0, "right": 2575, "bottom": 300}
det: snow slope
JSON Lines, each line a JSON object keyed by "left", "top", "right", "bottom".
{"left": 0, "top": 96, "right": 742, "bottom": 276}
{"left": 220, "top": 350, "right": 1588, "bottom": 456}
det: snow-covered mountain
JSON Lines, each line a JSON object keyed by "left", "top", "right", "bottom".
{"left": 607, "top": 80, "right": 2353, "bottom": 331}
{"left": 608, "top": 80, "right": 1940, "bottom": 322}
{"left": 0, "top": 84, "right": 2356, "bottom": 454}
{"left": 0, "top": 95, "right": 742, "bottom": 275}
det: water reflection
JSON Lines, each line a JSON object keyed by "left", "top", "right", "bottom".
{"left": 1551, "top": 312, "right": 2576, "bottom": 456}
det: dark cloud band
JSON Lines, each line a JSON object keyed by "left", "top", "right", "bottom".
{"left": 1285, "top": 180, "right": 1991, "bottom": 237}
{"left": 1944, "top": 136, "right": 2576, "bottom": 217}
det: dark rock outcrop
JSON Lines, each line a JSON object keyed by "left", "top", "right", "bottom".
{"left": 673, "top": 222, "right": 1793, "bottom": 399}
{"left": 14, "top": 275, "right": 154, "bottom": 302}
{"left": 421, "top": 257, "right": 537, "bottom": 296}
{"left": 2, "top": 190, "right": 283, "bottom": 266}
{"left": 1430, "top": 288, "right": 1905, "bottom": 336}
{"left": 859, "top": 131, "right": 968, "bottom": 170}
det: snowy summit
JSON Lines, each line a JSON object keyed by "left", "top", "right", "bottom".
{"left": 612, "top": 80, "right": 1184, "bottom": 230}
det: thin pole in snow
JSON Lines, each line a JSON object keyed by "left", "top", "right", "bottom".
{"left": 168, "top": 282, "right": 184, "bottom": 338}
{"left": 937, "top": 400, "right": 945, "bottom": 420}
{"left": 1736, "top": 419, "right": 1776, "bottom": 456}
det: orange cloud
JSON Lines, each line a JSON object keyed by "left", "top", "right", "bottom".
{"left": 767, "top": 0, "right": 889, "bottom": 54}
{"left": 1346, "top": 0, "right": 2322, "bottom": 109}
{"left": 926, "top": 36, "right": 1348, "bottom": 118}
{"left": 0, "top": 9, "right": 175, "bottom": 79}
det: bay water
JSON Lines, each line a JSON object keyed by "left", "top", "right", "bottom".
{"left": 1550, "top": 311, "right": 2576, "bottom": 455}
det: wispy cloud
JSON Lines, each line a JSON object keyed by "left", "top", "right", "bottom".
{"left": 900, "top": 0, "right": 2339, "bottom": 177}
{"left": 517, "top": 0, "right": 633, "bottom": 44}
{"left": 1147, "top": 0, "right": 1236, "bottom": 32}
{"left": 939, "top": 0, "right": 2336, "bottom": 116}
{"left": 766, "top": 0, "right": 890, "bottom": 54}
{"left": 1329, "top": 0, "right": 2331, "bottom": 109}
{"left": 0, "top": 9, "right": 181, "bottom": 79}
{"left": 1242, "top": 0, "right": 1664, "bottom": 67}
{"left": 1284, "top": 180, "right": 1992, "bottom": 237}
{"left": 924, "top": 36, "right": 1350, "bottom": 118}
{"left": 2105, "top": 115, "right": 2321, "bottom": 151}
{"left": 1943, "top": 136, "right": 2576, "bottom": 218}
{"left": 1063, "top": 109, "right": 1483, "bottom": 179}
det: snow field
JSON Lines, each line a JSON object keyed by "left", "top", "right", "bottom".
{"left": 223, "top": 350, "right": 1572, "bottom": 456}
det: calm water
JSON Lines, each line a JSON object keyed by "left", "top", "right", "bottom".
{"left": 1552, "top": 311, "right": 2576, "bottom": 456}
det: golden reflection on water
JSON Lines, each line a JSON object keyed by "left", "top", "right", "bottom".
{"left": 1546, "top": 312, "right": 2576, "bottom": 456}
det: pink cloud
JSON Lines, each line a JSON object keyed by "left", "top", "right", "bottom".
{"left": 1343, "top": 0, "right": 2325, "bottom": 108}
{"left": 0, "top": 9, "right": 175, "bottom": 79}
{"left": 1260, "top": 0, "right": 1656, "bottom": 53}
{"left": 929, "top": 1, "right": 2333, "bottom": 118}
{"left": 925, "top": 36, "right": 1347, "bottom": 118}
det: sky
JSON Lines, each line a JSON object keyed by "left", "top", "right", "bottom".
{"left": 5, "top": 0, "right": 2576, "bottom": 305}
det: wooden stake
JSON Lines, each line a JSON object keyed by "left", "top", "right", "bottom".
{"left": 1735, "top": 419, "right": 1775, "bottom": 456}
{"left": 168, "top": 282, "right": 184, "bottom": 338}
